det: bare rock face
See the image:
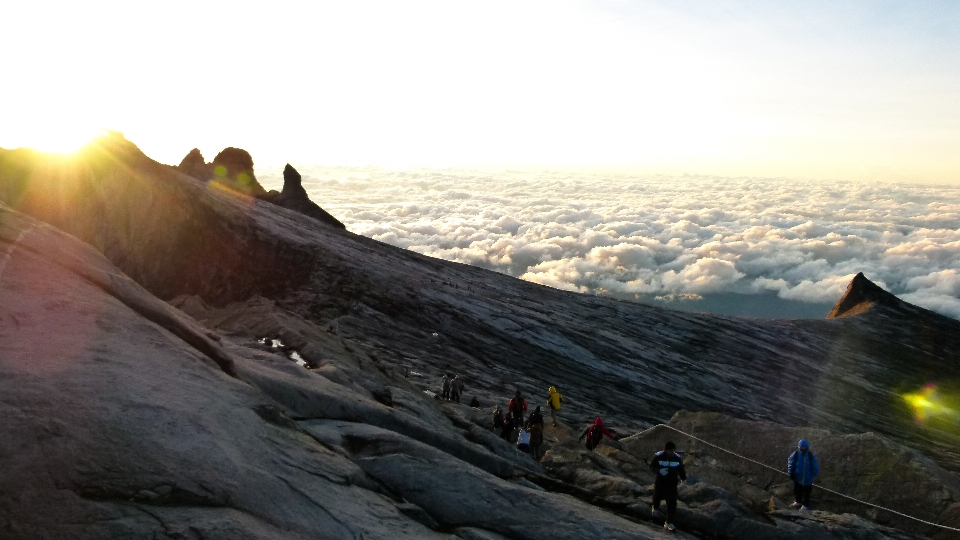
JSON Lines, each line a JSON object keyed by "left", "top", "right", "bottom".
{"left": 177, "top": 147, "right": 210, "bottom": 181}
{"left": 210, "top": 147, "right": 268, "bottom": 197}
{"left": 828, "top": 273, "right": 903, "bottom": 318}
{"left": 0, "top": 201, "right": 677, "bottom": 540}
{"left": 176, "top": 146, "right": 268, "bottom": 197}
{"left": 0, "top": 204, "right": 452, "bottom": 540}
{"left": 260, "top": 164, "right": 345, "bottom": 229}
{"left": 0, "top": 133, "right": 318, "bottom": 304}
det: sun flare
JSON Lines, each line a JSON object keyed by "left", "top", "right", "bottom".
{"left": 11, "top": 126, "right": 104, "bottom": 155}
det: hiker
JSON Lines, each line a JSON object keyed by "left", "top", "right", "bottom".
{"left": 787, "top": 439, "right": 820, "bottom": 512}
{"left": 441, "top": 375, "right": 450, "bottom": 401}
{"left": 508, "top": 390, "right": 528, "bottom": 426}
{"left": 650, "top": 441, "right": 686, "bottom": 532}
{"left": 493, "top": 406, "right": 504, "bottom": 432}
{"left": 578, "top": 417, "right": 615, "bottom": 451}
{"left": 470, "top": 396, "right": 480, "bottom": 408}
{"left": 546, "top": 385, "right": 564, "bottom": 426}
{"left": 500, "top": 411, "right": 515, "bottom": 441}
{"left": 526, "top": 406, "right": 545, "bottom": 461}
{"left": 451, "top": 375, "right": 464, "bottom": 404}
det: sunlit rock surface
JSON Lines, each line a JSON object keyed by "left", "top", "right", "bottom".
{"left": 2, "top": 133, "right": 960, "bottom": 539}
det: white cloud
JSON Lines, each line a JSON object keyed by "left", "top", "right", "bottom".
{"left": 259, "top": 167, "right": 960, "bottom": 319}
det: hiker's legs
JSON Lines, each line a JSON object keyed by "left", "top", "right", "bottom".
{"left": 800, "top": 485, "right": 813, "bottom": 506}
{"left": 652, "top": 482, "right": 664, "bottom": 511}
{"left": 664, "top": 487, "right": 678, "bottom": 524}
{"left": 550, "top": 407, "right": 557, "bottom": 425}
{"left": 793, "top": 482, "right": 804, "bottom": 504}
{"left": 530, "top": 442, "right": 541, "bottom": 461}
{"left": 452, "top": 391, "right": 459, "bottom": 403}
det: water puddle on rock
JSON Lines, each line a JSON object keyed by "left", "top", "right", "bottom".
{"left": 258, "top": 337, "right": 286, "bottom": 349}
{"left": 289, "top": 351, "right": 307, "bottom": 367}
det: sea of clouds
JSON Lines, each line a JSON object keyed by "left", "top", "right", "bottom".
{"left": 259, "top": 167, "right": 960, "bottom": 320}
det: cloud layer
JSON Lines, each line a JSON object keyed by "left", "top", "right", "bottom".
{"left": 260, "top": 167, "right": 960, "bottom": 319}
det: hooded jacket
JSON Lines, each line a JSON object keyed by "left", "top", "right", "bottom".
{"left": 578, "top": 417, "right": 615, "bottom": 444}
{"left": 547, "top": 386, "right": 564, "bottom": 410}
{"left": 787, "top": 440, "right": 820, "bottom": 486}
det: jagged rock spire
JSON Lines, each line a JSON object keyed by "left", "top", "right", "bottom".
{"left": 282, "top": 163, "right": 306, "bottom": 195}
{"left": 261, "top": 164, "right": 345, "bottom": 229}
{"left": 827, "top": 272, "right": 901, "bottom": 318}
{"left": 177, "top": 148, "right": 208, "bottom": 181}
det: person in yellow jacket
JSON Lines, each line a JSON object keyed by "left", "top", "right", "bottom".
{"left": 546, "top": 386, "right": 564, "bottom": 426}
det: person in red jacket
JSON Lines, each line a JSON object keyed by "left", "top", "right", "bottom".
{"left": 508, "top": 390, "right": 528, "bottom": 426}
{"left": 578, "top": 417, "right": 615, "bottom": 451}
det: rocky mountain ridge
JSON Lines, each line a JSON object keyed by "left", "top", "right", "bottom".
{"left": 176, "top": 144, "right": 344, "bottom": 228}
{"left": 2, "top": 133, "right": 960, "bottom": 539}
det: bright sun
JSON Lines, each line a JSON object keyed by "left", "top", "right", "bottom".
{"left": 8, "top": 125, "right": 103, "bottom": 155}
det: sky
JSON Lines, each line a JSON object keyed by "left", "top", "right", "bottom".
{"left": 2, "top": 0, "right": 959, "bottom": 183}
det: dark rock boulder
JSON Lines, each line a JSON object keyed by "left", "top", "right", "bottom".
{"left": 210, "top": 147, "right": 267, "bottom": 197}
{"left": 177, "top": 148, "right": 210, "bottom": 181}
{"left": 259, "top": 164, "right": 345, "bottom": 229}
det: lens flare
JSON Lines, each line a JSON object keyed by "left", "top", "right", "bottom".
{"left": 903, "top": 384, "right": 955, "bottom": 423}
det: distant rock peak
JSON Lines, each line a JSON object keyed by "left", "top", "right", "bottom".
{"left": 827, "top": 272, "right": 902, "bottom": 318}
{"left": 261, "top": 164, "right": 344, "bottom": 229}
{"left": 174, "top": 149, "right": 343, "bottom": 229}
{"left": 175, "top": 147, "right": 267, "bottom": 197}
{"left": 282, "top": 163, "right": 306, "bottom": 196}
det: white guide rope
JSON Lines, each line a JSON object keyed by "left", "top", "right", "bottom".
{"left": 0, "top": 226, "right": 35, "bottom": 282}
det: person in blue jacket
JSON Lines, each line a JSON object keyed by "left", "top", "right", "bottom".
{"left": 649, "top": 441, "right": 686, "bottom": 532}
{"left": 787, "top": 439, "right": 820, "bottom": 512}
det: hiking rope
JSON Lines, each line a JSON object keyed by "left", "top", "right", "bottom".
{"left": 0, "top": 225, "right": 36, "bottom": 282}
{"left": 654, "top": 424, "right": 960, "bottom": 533}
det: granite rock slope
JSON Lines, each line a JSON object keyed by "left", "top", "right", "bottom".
{"left": 2, "top": 134, "right": 959, "bottom": 468}
{"left": 3, "top": 135, "right": 960, "bottom": 538}
{"left": 0, "top": 203, "right": 677, "bottom": 539}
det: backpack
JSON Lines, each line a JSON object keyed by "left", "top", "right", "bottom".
{"left": 517, "top": 429, "right": 531, "bottom": 446}
{"left": 585, "top": 425, "right": 604, "bottom": 449}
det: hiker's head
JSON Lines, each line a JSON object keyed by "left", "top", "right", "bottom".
{"left": 664, "top": 441, "right": 676, "bottom": 455}
{"left": 515, "top": 390, "right": 522, "bottom": 397}
{"left": 549, "top": 386, "right": 556, "bottom": 393}
{"left": 595, "top": 417, "right": 603, "bottom": 425}
{"left": 534, "top": 406, "right": 541, "bottom": 413}
{"left": 798, "top": 439, "right": 810, "bottom": 452}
